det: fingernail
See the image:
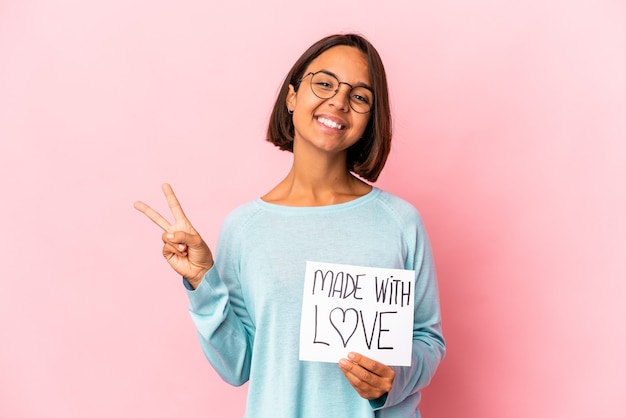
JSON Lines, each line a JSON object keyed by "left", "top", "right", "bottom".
{"left": 166, "top": 233, "right": 174, "bottom": 240}
{"left": 178, "top": 244, "right": 186, "bottom": 251}
{"left": 348, "top": 352, "right": 356, "bottom": 360}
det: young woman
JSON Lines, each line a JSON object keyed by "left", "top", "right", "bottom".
{"left": 135, "top": 33, "right": 445, "bottom": 418}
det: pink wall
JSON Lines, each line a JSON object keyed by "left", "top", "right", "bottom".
{"left": 1, "top": 1, "right": 624, "bottom": 417}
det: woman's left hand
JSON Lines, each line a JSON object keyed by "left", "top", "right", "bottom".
{"left": 338, "top": 352, "right": 395, "bottom": 400}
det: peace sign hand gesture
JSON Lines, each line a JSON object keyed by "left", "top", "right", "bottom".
{"left": 134, "top": 183, "right": 214, "bottom": 289}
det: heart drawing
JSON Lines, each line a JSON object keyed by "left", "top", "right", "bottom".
{"left": 329, "top": 307, "right": 359, "bottom": 348}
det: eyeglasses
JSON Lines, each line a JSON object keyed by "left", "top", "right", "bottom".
{"left": 297, "top": 71, "right": 374, "bottom": 114}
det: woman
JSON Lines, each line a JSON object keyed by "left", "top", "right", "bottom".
{"left": 135, "top": 33, "right": 445, "bottom": 418}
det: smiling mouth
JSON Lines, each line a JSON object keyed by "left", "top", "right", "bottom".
{"left": 317, "top": 116, "right": 345, "bottom": 130}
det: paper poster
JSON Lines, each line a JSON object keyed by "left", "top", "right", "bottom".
{"left": 299, "top": 261, "right": 415, "bottom": 366}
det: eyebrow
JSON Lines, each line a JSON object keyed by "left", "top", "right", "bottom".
{"left": 317, "top": 69, "right": 373, "bottom": 91}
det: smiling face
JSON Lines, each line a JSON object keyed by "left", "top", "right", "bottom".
{"left": 286, "top": 45, "right": 372, "bottom": 158}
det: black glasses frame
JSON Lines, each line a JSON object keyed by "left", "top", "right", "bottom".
{"left": 297, "top": 71, "right": 374, "bottom": 114}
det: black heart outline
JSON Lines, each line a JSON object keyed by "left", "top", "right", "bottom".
{"left": 329, "top": 307, "right": 358, "bottom": 348}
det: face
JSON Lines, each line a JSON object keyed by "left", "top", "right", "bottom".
{"left": 286, "top": 45, "right": 372, "bottom": 156}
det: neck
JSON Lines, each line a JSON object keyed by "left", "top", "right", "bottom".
{"left": 262, "top": 143, "right": 371, "bottom": 206}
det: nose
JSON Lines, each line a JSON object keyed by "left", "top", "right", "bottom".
{"left": 327, "top": 83, "right": 351, "bottom": 112}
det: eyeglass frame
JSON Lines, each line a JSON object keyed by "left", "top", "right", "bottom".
{"left": 295, "top": 71, "right": 375, "bottom": 114}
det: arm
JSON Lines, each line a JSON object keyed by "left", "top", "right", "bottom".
{"left": 185, "top": 266, "right": 253, "bottom": 386}
{"left": 380, "top": 218, "right": 445, "bottom": 409}
{"left": 384, "top": 242, "right": 445, "bottom": 408}
{"left": 184, "top": 212, "right": 255, "bottom": 386}
{"left": 338, "top": 211, "right": 445, "bottom": 409}
{"left": 134, "top": 183, "right": 253, "bottom": 385}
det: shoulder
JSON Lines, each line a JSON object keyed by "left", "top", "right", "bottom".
{"left": 373, "top": 188, "right": 424, "bottom": 228}
{"left": 221, "top": 199, "right": 264, "bottom": 234}
{"left": 215, "top": 199, "right": 266, "bottom": 256}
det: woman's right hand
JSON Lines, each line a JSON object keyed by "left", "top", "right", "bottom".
{"left": 134, "top": 183, "right": 213, "bottom": 289}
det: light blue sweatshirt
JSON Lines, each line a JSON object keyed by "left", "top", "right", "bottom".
{"left": 185, "top": 188, "right": 445, "bottom": 417}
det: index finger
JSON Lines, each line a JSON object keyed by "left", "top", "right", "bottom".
{"left": 347, "top": 353, "right": 391, "bottom": 376}
{"left": 133, "top": 200, "right": 172, "bottom": 232}
{"left": 162, "top": 183, "right": 188, "bottom": 222}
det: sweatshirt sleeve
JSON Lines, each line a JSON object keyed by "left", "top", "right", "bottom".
{"left": 184, "top": 210, "right": 255, "bottom": 387}
{"left": 372, "top": 210, "right": 446, "bottom": 411}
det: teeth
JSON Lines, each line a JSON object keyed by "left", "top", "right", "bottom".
{"left": 318, "top": 117, "right": 343, "bottom": 130}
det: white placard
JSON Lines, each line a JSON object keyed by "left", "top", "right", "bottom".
{"left": 299, "top": 261, "right": 415, "bottom": 366}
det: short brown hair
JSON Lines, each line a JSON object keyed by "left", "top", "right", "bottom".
{"left": 266, "top": 34, "right": 392, "bottom": 182}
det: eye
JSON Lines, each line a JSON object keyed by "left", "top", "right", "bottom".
{"left": 351, "top": 94, "right": 370, "bottom": 104}
{"left": 311, "top": 72, "right": 338, "bottom": 92}
{"left": 351, "top": 87, "right": 373, "bottom": 104}
{"left": 314, "top": 80, "right": 337, "bottom": 92}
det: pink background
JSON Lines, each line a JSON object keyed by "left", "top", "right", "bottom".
{"left": 1, "top": 1, "right": 625, "bottom": 417}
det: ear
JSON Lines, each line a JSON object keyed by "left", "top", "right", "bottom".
{"left": 286, "top": 84, "right": 297, "bottom": 112}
